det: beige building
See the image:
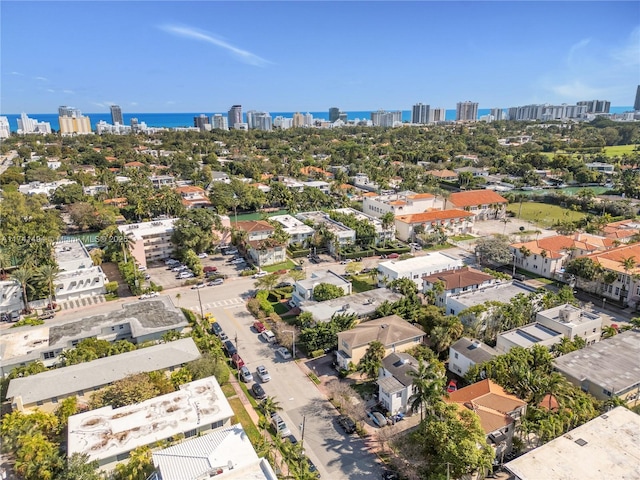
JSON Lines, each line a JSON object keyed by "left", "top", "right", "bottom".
{"left": 445, "top": 189, "right": 508, "bottom": 221}
{"left": 335, "top": 315, "right": 425, "bottom": 369}
{"left": 362, "top": 191, "right": 441, "bottom": 219}
{"left": 59, "top": 115, "right": 92, "bottom": 134}
{"left": 118, "top": 218, "right": 177, "bottom": 267}
{"left": 394, "top": 209, "right": 474, "bottom": 242}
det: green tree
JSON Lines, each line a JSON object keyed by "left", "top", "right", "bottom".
{"left": 254, "top": 273, "right": 281, "bottom": 291}
{"left": 172, "top": 209, "right": 220, "bottom": 254}
{"left": 260, "top": 396, "right": 282, "bottom": 418}
{"left": 91, "top": 373, "right": 160, "bottom": 409}
{"left": 37, "top": 264, "right": 60, "bottom": 307}
{"left": 60, "top": 453, "right": 101, "bottom": 480}
{"left": 357, "top": 340, "right": 385, "bottom": 379}
{"left": 313, "top": 283, "right": 345, "bottom": 302}
{"left": 14, "top": 432, "right": 63, "bottom": 480}
{"left": 51, "top": 183, "right": 87, "bottom": 205}
{"left": 407, "top": 359, "right": 446, "bottom": 423}
{"left": 113, "top": 445, "right": 154, "bottom": 480}
{"left": 12, "top": 266, "right": 36, "bottom": 313}
{"left": 475, "top": 235, "right": 512, "bottom": 265}
{"left": 55, "top": 396, "right": 78, "bottom": 434}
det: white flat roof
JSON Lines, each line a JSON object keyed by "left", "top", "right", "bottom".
{"left": 7, "top": 338, "right": 201, "bottom": 405}
{"left": 269, "top": 215, "right": 315, "bottom": 235}
{"left": 297, "top": 270, "right": 350, "bottom": 291}
{"left": 379, "top": 252, "right": 462, "bottom": 275}
{"left": 54, "top": 239, "right": 91, "bottom": 269}
{"left": 300, "top": 288, "right": 402, "bottom": 322}
{"left": 449, "top": 282, "right": 537, "bottom": 309}
{"left": 499, "top": 323, "right": 563, "bottom": 349}
{"left": 505, "top": 407, "right": 640, "bottom": 480}
{"left": 68, "top": 376, "right": 234, "bottom": 463}
{"left": 118, "top": 218, "right": 177, "bottom": 240}
{"left": 152, "top": 424, "right": 277, "bottom": 480}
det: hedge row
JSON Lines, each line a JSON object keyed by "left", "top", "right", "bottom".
{"left": 287, "top": 248, "right": 311, "bottom": 259}
{"left": 374, "top": 246, "right": 411, "bottom": 254}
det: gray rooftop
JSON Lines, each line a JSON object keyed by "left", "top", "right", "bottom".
{"left": 6, "top": 337, "right": 201, "bottom": 405}
{"left": 499, "top": 322, "right": 563, "bottom": 349}
{"left": 536, "top": 303, "right": 601, "bottom": 326}
{"left": 297, "top": 270, "right": 351, "bottom": 291}
{"left": 54, "top": 239, "right": 92, "bottom": 270}
{"left": 450, "top": 337, "right": 499, "bottom": 364}
{"left": 381, "top": 352, "right": 419, "bottom": 387}
{"left": 299, "top": 288, "right": 402, "bottom": 322}
{"left": 449, "top": 281, "right": 537, "bottom": 309}
{"left": 505, "top": 407, "right": 640, "bottom": 480}
{"left": 553, "top": 329, "right": 640, "bottom": 395}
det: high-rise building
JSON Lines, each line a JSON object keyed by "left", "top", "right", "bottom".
{"left": 635, "top": 86, "right": 640, "bottom": 111}
{"left": 490, "top": 108, "right": 505, "bottom": 121}
{"left": 456, "top": 101, "right": 479, "bottom": 122}
{"left": 430, "top": 108, "right": 446, "bottom": 123}
{"left": 212, "top": 114, "right": 228, "bottom": 130}
{"left": 0, "top": 116, "right": 10, "bottom": 139}
{"left": 246, "top": 110, "right": 258, "bottom": 129}
{"left": 17, "top": 113, "right": 51, "bottom": 134}
{"left": 228, "top": 105, "right": 242, "bottom": 128}
{"left": 304, "top": 113, "right": 314, "bottom": 126}
{"left": 58, "top": 105, "right": 82, "bottom": 117}
{"left": 329, "top": 107, "right": 340, "bottom": 123}
{"left": 110, "top": 105, "right": 123, "bottom": 125}
{"left": 59, "top": 106, "right": 91, "bottom": 134}
{"left": 412, "top": 103, "right": 430, "bottom": 124}
{"left": 292, "top": 112, "right": 305, "bottom": 128}
{"left": 371, "top": 110, "right": 402, "bottom": 127}
{"left": 193, "top": 114, "right": 210, "bottom": 130}
{"left": 255, "top": 113, "right": 272, "bottom": 131}
{"left": 577, "top": 100, "right": 611, "bottom": 114}
{"left": 130, "top": 118, "right": 139, "bottom": 132}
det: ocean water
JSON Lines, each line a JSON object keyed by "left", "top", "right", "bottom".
{"left": 3, "top": 107, "right": 634, "bottom": 132}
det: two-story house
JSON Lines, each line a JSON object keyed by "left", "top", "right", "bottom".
{"left": 234, "top": 220, "right": 287, "bottom": 267}
{"left": 363, "top": 191, "right": 442, "bottom": 219}
{"left": 335, "top": 315, "right": 425, "bottom": 370}
{"left": 174, "top": 185, "right": 212, "bottom": 209}
{"left": 445, "top": 190, "right": 508, "bottom": 221}
{"left": 394, "top": 210, "right": 474, "bottom": 242}
{"left": 291, "top": 270, "right": 352, "bottom": 307}
{"left": 377, "top": 352, "right": 420, "bottom": 415}
{"left": 448, "top": 338, "right": 499, "bottom": 377}
{"left": 445, "top": 379, "right": 527, "bottom": 458}
{"left": 423, "top": 267, "right": 497, "bottom": 307}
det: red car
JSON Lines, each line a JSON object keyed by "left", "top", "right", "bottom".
{"left": 253, "top": 321, "right": 266, "bottom": 333}
{"left": 203, "top": 266, "right": 218, "bottom": 273}
{"left": 231, "top": 353, "right": 244, "bottom": 369}
{"left": 447, "top": 379, "right": 458, "bottom": 393}
{"left": 387, "top": 253, "right": 400, "bottom": 259}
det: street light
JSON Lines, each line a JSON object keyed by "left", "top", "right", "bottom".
{"left": 283, "top": 329, "right": 296, "bottom": 358}
{"left": 196, "top": 286, "right": 204, "bottom": 320}
{"left": 512, "top": 253, "right": 517, "bottom": 278}
{"left": 602, "top": 297, "right": 607, "bottom": 310}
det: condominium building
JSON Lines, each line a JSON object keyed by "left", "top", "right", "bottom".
{"left": 227, "top": 104, "right": 243, "bottom": 127}
{"left": 490, "top": 108, "right": 505, "bottom": 121}
{"left": 0, "top": 116, "right": 10, "bottom": 139}
{"left": 362, "top": 190, "right": 440, "bottom": 218}
{"left": 507, "top": 103, "right": 588, "bottom": 121}
{"left": 429, "top": 108, "right": 446, "bottom": 123}
{"left": 329, "top": 107, "right": 340, "bottom": 123}
{"left": 17, "top": 113, "right": 51, "bottom": 134}
{"left": 292, "top": 112, "right": 305, "bottom": 127}
{"left": 118, "top": 218, "right": 177, "bottom": 267}
{"left": 295, "top": 211, "right": 356, "bottom": 254}
{"left": 635, "top": 85, "right": 640, "bottom": 111}
{"left": 577, "top": 100, "right": 611, "bottom": 114}
{"left": 110, "top": 104, "right": 123, "bottom": 125}
{"left": 212, "top": 114, "right": 228, "bottom": 130}
{"left": 269, "top": 215, "right": 315, "bottom": 245}
{"left": 333, "top": 207, "right": 396, "bottom": 244}
{"left": 378, "top": 252, "right": 463, "bottom": 289}
{"left": 54, "top": 240, "right": 107, "bottom": 301}
{"left": 371, "top": 109, "right": 402, "bottom": 127}
{"left": 59, "top": 108, "right": 92, "bottom": 135}
{"left": 456, "top": 101, "right": 479, "bottom": 121}
{"left": 193, "top": 114, "right": 210, "bottom": 130}
{"left": 411, "top": 103, "right": 430, "bottom": 124}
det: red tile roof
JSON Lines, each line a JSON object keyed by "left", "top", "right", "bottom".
{"left": 581, "top": 243, "right": 640, "bottom": 275}
{"left": 423, "top": 267, "right": 494, "bottom": 290}
{"left": 395, "top": 209, "right": 473, "bottom": 224}
{"left": 124, "top": 161, "right": 145, "bottom": 168}
{"left": 235, "top": 220, "right": 274, "bottom": 233}
{"left": 449, "top": 190, "right": 508, "bottom": 208}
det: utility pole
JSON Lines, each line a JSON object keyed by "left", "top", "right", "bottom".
{"left": 235, "top": 332, "right": 240, "bottom": 382}
{"left": 196, "top": 286, "right": 204, "bottom": 320}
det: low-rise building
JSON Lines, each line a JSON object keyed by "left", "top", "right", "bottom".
{"left": 505, "top": 407, "right": 640, "bottom": 480}
{"left": 18, "top": 179, "right": 77, "bottom": 197}
{"left": 424, "top": 169, "right": 458, "bottom": 182}
{"left": 291, "top": 270, "right": 352, "bottom": 307}
{"left": 234, "top": 220, "right": 274, "bottom": 242}
{"left": 175, "top": 185, "right": 213, "bottom": 209}
{"left": 602, "top": 218, "right": 640, "bottom": 243}
{"left": 299, "top": 288, "right": 402, "bottom": 322}
{"left": 149, "top": 175, "right": 175, "bottom": 188}
{"left": 446, "top": 281, "right": 537, "bottom": 317}
{"left": 496, "top": 322, "right": 564, "bottom": 353}
{"left": 422, "top": 267, "right": 496, "bottom": 306}
{"left": 246, "top": 238, "right": 287, "bottom": 267}
{"left": 0, "top": 281, "right": 24, "bottom": 318}
{"left": 118, "top": 218, "right": 177, "bottom": 268}
{"left": 362, "top": 190, "right": 440, "bottom": 219}
{"left": 7, "top": 338, "right": 201, "bottom": 412}
{"left": 67, "top": 376, "right": 234, "bottom": 471}
{"left": 377, "top": 252, "right": 463, "bottom": 289}
{"left": 448, "top": 338, "right": 499, "bottom": 377}
{"left": 211, "top": 171, "right": 231, "bottom": 183}
{"left": 269, "top": 215, "right": 315, "bottom": 246}
{"left": 536, "top": 304, "right": 602, "bottom": 345}
{"left": 54, "top": 240, "right": 108, "bottom": 301}
{"left": 585, "top": 162, "right": 615, "bottom": 174}
{"left": 302, "top": 180, "right": 331, "bottom": 194}
{"left": 335, "top": 314, "right": 425, "bottom": 369}
{"left": 553, "top": 329, "right": 640, "bottom": 404}
{"left": 296, "top": 211, "right": 356, "bottom": 255}
{"left": 394, "top": 209, "right": 474, "bottom": 242}
{"left": 377, "top": 352, "right": 419, "bottom": 415}
{"left": 445, "top": 189, "right": 508, "bottom": 221}
{"left": 0, "top": 296, "right": 188, "bottom": 376}
{"left": 333, "top": 207, "right": 395, "bottom": 244}
{"left": 151, "top": 424, "right": 277, "bottom": 480}
{"left": 445, "top": 379, "right": 527, "bottom": 457}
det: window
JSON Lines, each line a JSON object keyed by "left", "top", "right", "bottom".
{"left": 602, "top": 389, "right": 612, "bottom": 397}
{"left": 395, "top": 392, "right": 402, "bottom": 398}
{"left": 211, "top": 420, "right": 224, "bottom": 429}
{"left": 119, "top": 325, "right": 124, "bottom": 330}
{"left": 185, "top": 429, "right": 197, "bottom": 438}
{"left": 43, "top": 351, "right": 56, "bottom": 359}
{"left": 593, "top": 328, "right": 597, "bottom": 333}
{"left": 454, "top": 352, "right": 459, "bottom": 359}
{"left": 52, "top": 397, "right": 58, "bottom": 404}
{"left": 36, "top": 401, "right": 43, "bottom": 406}
{"left": 615, "top": 287, "right": 620, "bottom": 296}
{"left": 116, "top": 452, "right": 130, "bottom": 462}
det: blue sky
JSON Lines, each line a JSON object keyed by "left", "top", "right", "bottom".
{"left": 1, "top": 1, "right": 638, "bottom": 114}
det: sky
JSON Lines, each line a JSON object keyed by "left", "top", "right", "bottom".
{"left": 1, "top": 1, "right": 639, "bottom": 114}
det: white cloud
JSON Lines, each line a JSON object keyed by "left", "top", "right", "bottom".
{"left": 550, "top": 80, "right": 605, "bottom": 99}
{"left": 63, "top": 89, "right": 74, "bottom": 94}
{"left": 166, "top": 100, "right": 176, "bottom": 105}
{"left": 92, "top": 102, "right": 106, "bottom": 108}
{"left": 35, "top": 76, "right": 49, "bottom": 82}
{"left": 130, "top": 102, "right": 138, "bottom": 106}
{"left": 10, "top": 71, "right": 23, "bottom": 76}
{"left": 159, "top": 24, "right": 271, "bottom": 67}
{"left": 611, "top": 26, "right": 640, "bottom": 66}
{"left": 567, "top": 38, "right": 591, "bottom": 65}
{"left": 46, "top": 88, "right": 55, "bottom": 93}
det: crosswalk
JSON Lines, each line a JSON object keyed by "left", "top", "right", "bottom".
{"left": 187, "top": 297, "right": 244, "bottom": 311}
{"left": 60, "top": 295, "right": 106, "bottom": 311}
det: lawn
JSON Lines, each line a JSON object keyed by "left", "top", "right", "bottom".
{"left": 603, "top": 144, "right": 638, "bottom": 158}
{"left": 262, "top": 259, "right": 296, "bottom": 272}
{"left": 350, "top": 274, "right": 377, "bottom": 293}
{"left": 507, "top": 202, "right": 586, "bottom": 228}
{"left": 228, "top": 397, "right": 262, "bottom": 445}
{"left": 272, "top": 301, "right": 290, "bottom": 315}
{"left": 450, "top": 234, "right": 475, "bottom": 242}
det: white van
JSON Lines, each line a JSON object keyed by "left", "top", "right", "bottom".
{"left": 271, "top": 414, "right": 291, "bottom": 436}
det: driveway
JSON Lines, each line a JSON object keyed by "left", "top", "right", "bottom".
{"left": 100, "top": 262, "right": 133, "bottom": 298}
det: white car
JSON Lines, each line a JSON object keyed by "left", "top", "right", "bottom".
{"left": 261, "top": 330, "right": 276, "bottom": 343}
{"left": 252, "top": 271, "right": 267, "bottom": 279}
{"left": 256, "top": 365, "right": 271, "bottom": 382}
{"left": 197, "top": 252, "right": 208, "bottom": 258}
{"left": 409, "top": 243, "right": 422, "bottom": 251}
{"left": 177, "top": 272, "right": 194, "bottom": 279}
{"left": 231, "top": 258, "right": 246, "bottom": 265}
{"left": 138, "top": 265, "right": 147, "bottom": 271}
{"left": 276, "top": 347, "right": 292, "bottom": 360}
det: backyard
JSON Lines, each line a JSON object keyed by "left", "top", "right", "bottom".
{"left": 507, "top": 201, "right": 586, "bottom": 228}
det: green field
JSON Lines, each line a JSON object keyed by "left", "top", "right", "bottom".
{"left": 507, "top": 202, "right": 586, "bottom": 228}
{"left": 603, "top": 144, "right": 638, "bottom": 157}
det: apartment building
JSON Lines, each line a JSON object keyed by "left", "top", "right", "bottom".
{"left": 377, "top": 252, "right": 463, "bottom": 289}
{"left": 394, "top": 209, "right": 474, "bottom": 241}
{"left": 445, "top": 189, "right": 508, "bottom": 221}
{"left": 362, "top": 191, "right": 441, "bottom": 219}
{"left": 333, "top": 207, "right": 396, "bottom": 244}
{"left": 118, "top": 218, "right": 177, "bottom": 267}
{"left": 269, "top": 215, "right": 315, "bottom": 245}
{"left": 175, "top": 185, "right": 212, "bottom": 209}
{"left": 296, "top": 211, "right": 356, "bottom": 254}
{"left": 54, "top": 240, "right": 107, "bottom": 301}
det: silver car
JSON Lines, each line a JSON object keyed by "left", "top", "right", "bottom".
{"left": 256, "top": 365, "right": 271, "bottom": 382}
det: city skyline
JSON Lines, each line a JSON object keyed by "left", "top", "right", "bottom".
{"left": 1, "top": 2, "right": 638, "bottom": 114}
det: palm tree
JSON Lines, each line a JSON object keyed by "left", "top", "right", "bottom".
{"left": 117, "top": 231, "right": 135, "bottom": 264}
{"left": 407, "top": 360, "right": 446, "bottom": 423}
{"left": 37, "top": 264, "right": 60, "bottom": 308}
{"left": 12, "top": 266, "right": 35, "bottom": 313}
{"left": 380, "top": 212, "right": 395, "bottom": 232}
{"left": 0, "top": 250, "right": 11, "bottom": 279}
{"left": 175, "top": 293, "right": 182, "bottom": 307}
{"left": 602, "top": 325, "right": 618, "bottom": 339}
{"left": 357, "top": 340, "right": 385, "bottom": 379}
{"left": 254, "top": 273, "right": 281, "bottom": 291}
{"left": 259, "top": 395, "right": 282, "bottom": 418}
{"left": 519, "top": 246, "right": 532, "bottom": 258}
{"left": 287, "top": 269, "right": 306, "bottom": 283}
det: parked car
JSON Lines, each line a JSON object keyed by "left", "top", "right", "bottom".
{"left": 38, "top": 311, "right": 55, "bottom": 320}
{"left": 172, "top": 265, "right": 187, "bottom": 272}
{"left": 231, "top": 258, "right": 246, "bottom": 265}
{"left": 191, "top": 282, "right": 206, "bottom": 289}
{"left": 275, "top": 282, "right": 292, "bottom": 288}
{"left": 224, "top": 248, "right": 239, "bottom": 256}
{"left": 261, "top": 330, "right": 276, "bottom": 343}
{"left": 223, "top": 340, "right": 237, "bottom": 356}
{"left": 251, "top": 383, "right": 267, "bottom": 400}
{"left": 252, "top": 270, "right": 268, "bottom": 279}
{"left": 197, "top": 252, "right": 208, "bottom": 258}
{"left": 177, "top": 272, "right": 194, "bottom": 279}
{"left": 337, "top": 415, "right": 356, "bottom": 434}
{"left": 387, "top": 253, "right": 400, "bottom": 259}
{"left": 165, "top": 259, "right": 179, "bottom": 266}
{"left": 253, "top": 321, "right": 266, "bottom": 333}
{"left": 276, "top": 346, "right": 292, "bottom": 360}
{"left": 239, "top": 366, "right": 253, "bottom": 382}
{"left": 203, "top": 266, "right": 218, "bottom": 273}
{"left": 360, "top": 267, "right": 374, "bottom": 274}
{"left": 305, "top": 458, "right": 318, "bottom": 474}
{"left": 447, "top": 379, "right": 458, "bottom": 393}
{"left": 271, "top": 414, "right": 291, "bottom": 437}
{"left": 231, "top": 353, "right": 244, "bottom": 369}
{"left": 367, "top": 410, "right": 388, "bottom": 428}
{"left": 144, "top": 274, "right": 151, "bottom": 280}
{"left": 210, "top": 322, "right": 223, "bottom": 336}
{"left": 218, "top": 331, "right": 229, "bottom": 341}
{"left": 207, "top": 278, "right": 224, "bottom": 286}
{"left": 256, "top": 365, "right": 271, "bottom": 382}
{"left": 137, "top": 265, "right": 147, "bottom": 271}
{"left": 340, "top": 259, "right": 353, "bottom": 265}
